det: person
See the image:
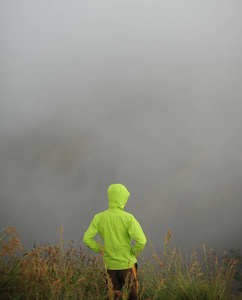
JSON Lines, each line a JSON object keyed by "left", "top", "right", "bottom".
{"left": 83, "top": 183, "right": 146, "bottom": 300}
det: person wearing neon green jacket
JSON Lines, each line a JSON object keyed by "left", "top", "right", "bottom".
{"left": 83, "top": 183, "right": 146, "bottom": 299}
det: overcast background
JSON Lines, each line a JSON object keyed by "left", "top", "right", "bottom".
{"left": 1, "top": 0, "right": 242, "bottom": 257}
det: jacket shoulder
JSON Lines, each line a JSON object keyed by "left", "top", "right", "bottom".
{"left": 93, "top": 210, "right": 109, "bottom": 220}
{"left": 121, "top": 211, "right": 135, "bottom": 220}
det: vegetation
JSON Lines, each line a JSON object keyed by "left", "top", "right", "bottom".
{"left": 225, "top": 249, "right": 242, "bottom": 292}
{"left": 0, "top": 226, "right": 238, "bottom": 299}
{"left": 138, "top": 231, "right": 238, "bottom": 300}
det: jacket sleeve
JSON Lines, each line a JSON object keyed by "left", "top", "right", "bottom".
{"left": 83, "top": 215, "right": 104, "bottom": 253}
{"left": 128, "top": 216, "right": 147, "bottom": 256}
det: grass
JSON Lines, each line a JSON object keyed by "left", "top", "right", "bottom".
{"left": 0, "top": 226, "right": 238, "bottom": 299}
{"left": 138, "top": 231, "right": 237, "bottom": 299}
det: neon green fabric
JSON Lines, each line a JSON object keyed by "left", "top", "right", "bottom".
{"left": 83, "top": 184, "right": 147, "bottom": 270}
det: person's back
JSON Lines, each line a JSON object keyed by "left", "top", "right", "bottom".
{"left": 83, "top": 183, "right": 146, "bottom": 299}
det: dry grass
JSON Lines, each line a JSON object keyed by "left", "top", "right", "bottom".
{"left": 0, "top": 226, "right": 106, "bottom": 299}
{"left": 138, "top": 230, "right": 237, "bottom": 299}
{"left": 0, "top": 227, "right": 238, "bottom": 299}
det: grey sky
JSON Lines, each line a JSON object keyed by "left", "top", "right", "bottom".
{"left": 0, "top": 0, "right": 242, "bottom": 256}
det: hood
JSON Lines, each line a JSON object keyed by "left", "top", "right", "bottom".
{"left": 107, "top": 184, "right": 130, "bottom": 210}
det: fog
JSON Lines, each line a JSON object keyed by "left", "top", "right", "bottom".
{"left": 1, "top": 0, "right": 242, "bottom": 257}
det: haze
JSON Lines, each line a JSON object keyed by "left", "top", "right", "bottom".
{"left": 1, "top": 0, "right": 242, "bottom": 256}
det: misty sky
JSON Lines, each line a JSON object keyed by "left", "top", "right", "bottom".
{"left": 1, "top": 0, "right": 242, "bottom": 256}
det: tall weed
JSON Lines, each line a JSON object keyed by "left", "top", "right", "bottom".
{"left": 138, "top": 230, "right": 237, "bottom": 300}
{"left": 0, "top": 227, "right": 238, "bottom": 299}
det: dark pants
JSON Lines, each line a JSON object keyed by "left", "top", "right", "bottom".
{"left": 107, "top": 263, "right": 138, "bottom": 300}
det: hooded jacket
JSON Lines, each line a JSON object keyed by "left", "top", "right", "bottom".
{"left": 83, "top": 184, "right": 147, "bottom": 270}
